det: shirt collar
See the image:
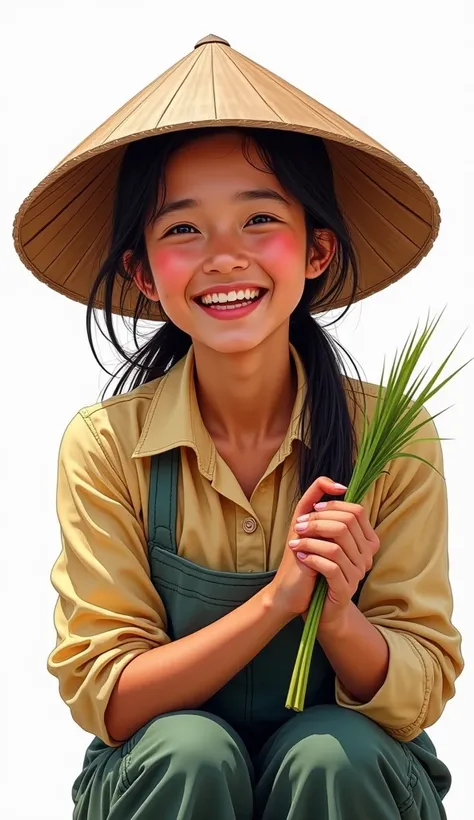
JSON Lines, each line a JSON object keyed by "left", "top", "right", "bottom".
{"left": 132, "top": 343, "right": 307, "bottom": 477}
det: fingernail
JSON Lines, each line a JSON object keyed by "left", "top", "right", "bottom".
{"left": 288, "top": 539, "right": 300, "bottom": 547}
{"left": 314, "top": 502, "right": 327, "bottom": 510}
{"left": 333, "top": 483, "right": 347, "bottom": 490}
{"left": 295, "top": 522, "right": 309, "bottom": 532}
{"left": 297, "top": 514, "right": 310, "bottom": 522}
{"left": 296, "top": 551, "right": 308, "bottom": 560}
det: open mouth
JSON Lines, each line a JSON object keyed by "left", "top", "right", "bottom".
{"left": 195, "top": 287, "right": 266, "bottom": 311}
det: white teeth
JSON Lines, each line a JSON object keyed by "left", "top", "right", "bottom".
{"left": 199, "top": 288, "right": 261, "bottom": 306}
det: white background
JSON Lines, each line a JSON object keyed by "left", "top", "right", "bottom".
{"left": 2, "top": 1, "right": 473, "bottom": 817}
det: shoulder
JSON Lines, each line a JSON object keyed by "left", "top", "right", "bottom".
{"left": 79, "top": 378, "right": 161, "bottom": 434}
{"left": 59, "top": 376, "right": 164, "bottom": 468}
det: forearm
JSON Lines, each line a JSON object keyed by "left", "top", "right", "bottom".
{"left": 317, "top": 602, "right": 389, "bottom": 703}
{"left": 106, "top": 586, "right": 292, "bottom": 742}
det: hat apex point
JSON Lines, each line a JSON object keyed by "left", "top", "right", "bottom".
{"left": 194, "top": 34, "right": 230, "bottom": 48}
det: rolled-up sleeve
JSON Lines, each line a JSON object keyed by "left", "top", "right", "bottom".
{"left": 47, "top": 412, "right": 170, "bottom": 746}
{"left": 336, "top": 408, "right": 464, "bottom": 740}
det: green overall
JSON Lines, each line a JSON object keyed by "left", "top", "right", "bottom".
{"left": 72, "top": 450, "right": 452, "bottom": 819}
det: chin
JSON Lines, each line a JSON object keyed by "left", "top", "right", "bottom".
{"left": 198, "top": 332, "right": 267, "bottom": 356}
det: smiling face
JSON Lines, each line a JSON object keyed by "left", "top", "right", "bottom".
{"left": 137, "top": 131, "right": 334, "bottom": 355}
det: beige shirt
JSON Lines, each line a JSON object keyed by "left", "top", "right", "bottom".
{"left": 48, "top": 346, "right": 463, "bottom": 747}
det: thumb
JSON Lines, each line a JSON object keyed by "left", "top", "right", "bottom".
{"left": 293, "top": 476, "right": 347, "bottom": 521}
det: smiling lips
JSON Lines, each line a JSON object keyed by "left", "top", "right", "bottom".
{"left": 199, "top": 287, "right": 261, "bottom": 308}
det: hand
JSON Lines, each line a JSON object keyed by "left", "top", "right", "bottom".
{"left": 267, "top": 476, "right": 349, "bottom": 618}
{"left": 288, "top": 498, "right": 380, "bottom": 627}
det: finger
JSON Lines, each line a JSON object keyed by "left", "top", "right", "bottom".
{"left": 310, "top": 509, "right": 379, "bottom": 571}
{"left": 290, "top": 537, "right": 363, "bottom": 586}
{"left": 296, "top": 510, "right": 371, "bottom": 566}
{"left": 293, "top": 517, "right": 366, "bottom": 573}
{"left": 310, "top": 501, "right": 380, "bottom": 553}
{"left": 295, "top": 552, "right": 354, "bottom": 600}
{"left": 294, "top": 477, "right": 347, "bottom": 521}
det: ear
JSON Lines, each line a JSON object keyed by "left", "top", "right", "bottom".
{"left": 123, "top": 250, "right": 160, "bottom": 302}
{"left": 305, "top": 230, "right": 337, "bottom": 281}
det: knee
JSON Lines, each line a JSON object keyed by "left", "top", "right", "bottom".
{"left": 125, "top": 711, "right": 252, "bottom": 785}
{"left": 286, "top": 731, "right": 353, "bottom": 785}
{"left": 160, "top": 712, "right": 249, "bottom": 777}
{"left": 282, "top": 706, "right": 387, "bottom": 784}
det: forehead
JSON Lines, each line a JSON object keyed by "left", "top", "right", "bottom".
{"left": 163, "top": 131, "right": 280, "bottom": 195}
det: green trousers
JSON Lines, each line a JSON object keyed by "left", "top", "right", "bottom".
{"left": 73, "top": 705, "right": 448, "bottom": 819}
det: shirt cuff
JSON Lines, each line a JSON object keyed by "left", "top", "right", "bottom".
{"left": 334, "top": 625, "right": 431, "bottom": 741}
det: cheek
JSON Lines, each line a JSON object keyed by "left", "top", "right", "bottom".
{"left": 148, "top": 247, "right": 193, "bottom": 296}
{"left": 256, "top": 233, "right": 305, "bottom": 275}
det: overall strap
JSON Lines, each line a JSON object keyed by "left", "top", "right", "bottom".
{"left": 147, "top": 449, "right": 180, "bottom": 553}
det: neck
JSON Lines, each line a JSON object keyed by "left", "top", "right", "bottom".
{"left": 193, "top": 327, "right": 296, "bottom": 447}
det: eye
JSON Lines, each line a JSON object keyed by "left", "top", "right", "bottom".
{"left": 246, "top": 214, "right": 279, "bottom": 226}
{"left": 164, "top": 224, "right": 199, "bottom": 236}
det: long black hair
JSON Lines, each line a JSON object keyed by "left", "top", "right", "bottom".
{"left": 87, "top": 127, "right": 365, "bottom": 493}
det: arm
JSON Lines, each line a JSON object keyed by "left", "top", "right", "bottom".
{"left": 332, "top": 409, "right": 463, "bottom": 740}
{"left": 50, "top": 411, "right": 291, "bottom": 746}
{"left": 106, "top": 590, "right": 290, "bottom": 741}
{"left": 49, "top": 412, "right": 171, "bottom": 746}
{"left": 317, "top": 602, "right": 389, "bottom": 703}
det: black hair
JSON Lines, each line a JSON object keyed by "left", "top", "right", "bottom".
{"left": 87, "top": 127, "right": 365, "bottom": 495}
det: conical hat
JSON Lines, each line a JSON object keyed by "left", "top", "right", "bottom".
{"left": 13, "top": 34, "right": 439, "bottom": 319}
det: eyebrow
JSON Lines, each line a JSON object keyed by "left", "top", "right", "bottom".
{"left": 155, "top": 188, "right": 290, "bottom": 221}
{"left": 236, "top": 188, "right": 290, "bottom": 206}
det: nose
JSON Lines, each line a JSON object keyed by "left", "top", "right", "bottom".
{"left": 202, "top": 248, "right": 250, "bottom": 276}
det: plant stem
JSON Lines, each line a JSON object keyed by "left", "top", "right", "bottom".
{"left": 286, "top": 576, "right": 328, "bottom": 710}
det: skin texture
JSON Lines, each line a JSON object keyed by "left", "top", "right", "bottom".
{"left": 106, "top": 132, "right": 389, "bottom": 743}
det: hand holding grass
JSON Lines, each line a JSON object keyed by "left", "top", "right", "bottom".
{"left": 289, "top": 498, "right": 380, "bottom": 626}
{"left": 267, "top": 477, "right": 348, "bottom": 619}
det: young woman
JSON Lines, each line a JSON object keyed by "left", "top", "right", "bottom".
{"left": 14, "top": 35, "right": 462, "bottom": 820}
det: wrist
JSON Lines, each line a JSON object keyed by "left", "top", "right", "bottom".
{"left": 317, "top": 604, "right": 353, "bottom": 643}
{"left": 259, "top": 583, "right": 296, "bottom": 628}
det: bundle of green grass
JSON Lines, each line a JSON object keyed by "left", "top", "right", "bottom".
{"left": 286, "top": 313, "right": 468, "bottom": 712}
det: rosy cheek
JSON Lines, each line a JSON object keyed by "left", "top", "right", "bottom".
{"left": 256, "top": 232, "right": 303, "bottom": 269}
{"left": 149, "top": 247, "right": 194, "bottom": 294}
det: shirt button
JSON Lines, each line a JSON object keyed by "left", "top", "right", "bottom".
{"left": 242, "top": 517, "right": 257, "bottom": 534}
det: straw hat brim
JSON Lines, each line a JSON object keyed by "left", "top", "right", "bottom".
{"left": 13, "top": 34, "right": 440, "bottom": 321}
